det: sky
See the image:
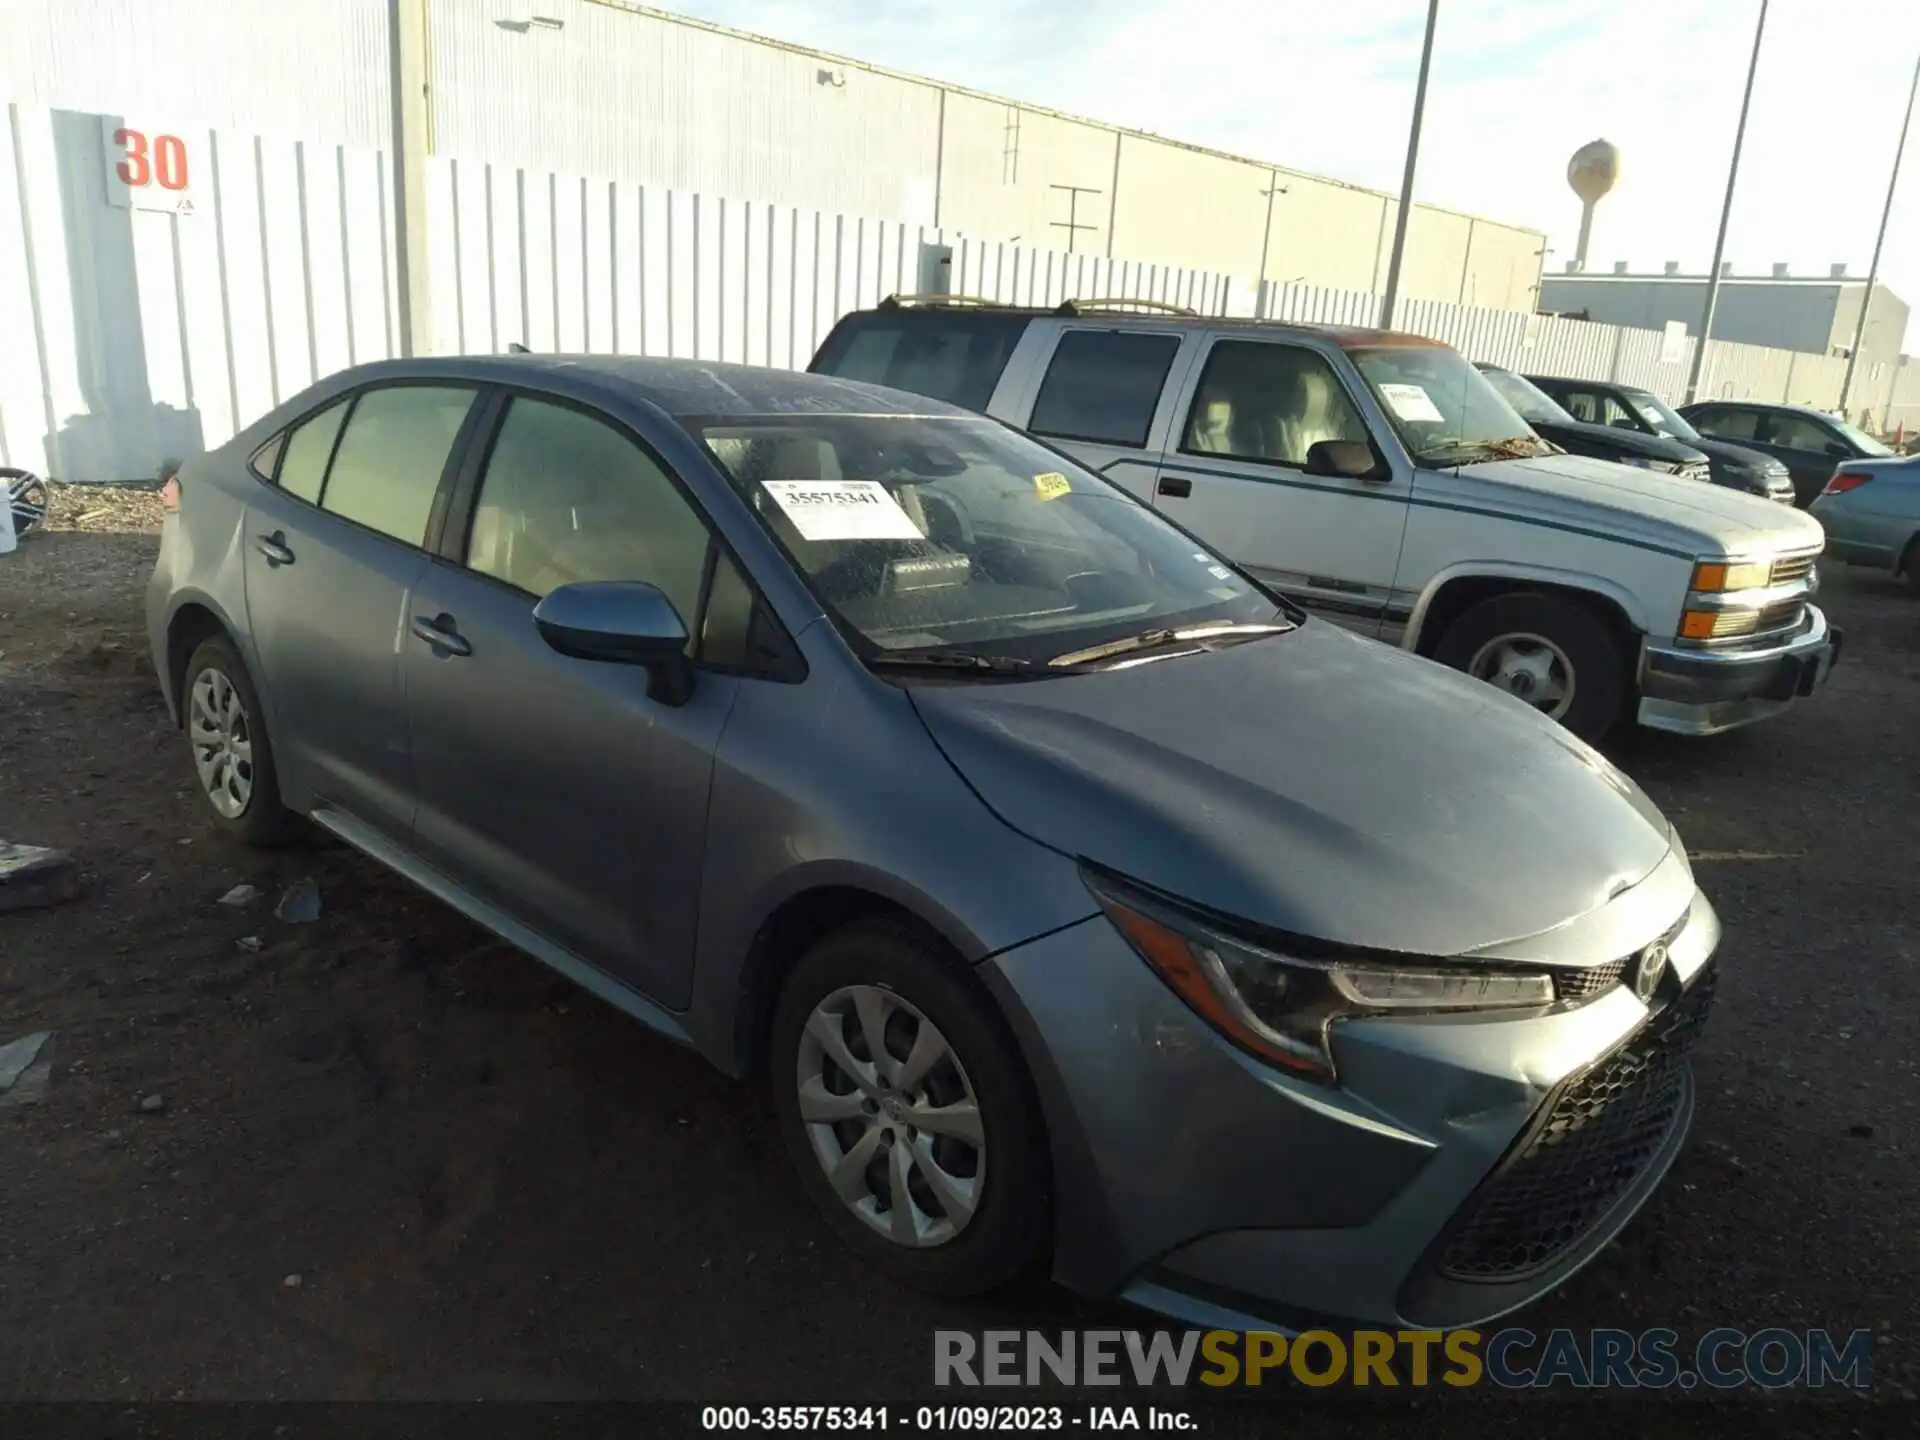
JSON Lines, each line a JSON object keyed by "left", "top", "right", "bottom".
{"left": 656, "top": 0, "right": 1919, "bottom": 348}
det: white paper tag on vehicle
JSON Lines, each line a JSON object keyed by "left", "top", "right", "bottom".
{"left": 1378, "top": 383, "right": 1444, "bottom": 424}
{"left": 760, "top": 480, "right": 925, "bottom": 541}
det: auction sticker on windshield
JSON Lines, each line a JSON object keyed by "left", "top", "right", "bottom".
{"left": 761, "top": 480, "right": 925, "bottom": 541}
{"left": 1033, "top": 471, "right": 1072, "bottom": 502}
{"left": 1378, "top": 383, "right": 1445, "bottom": 424}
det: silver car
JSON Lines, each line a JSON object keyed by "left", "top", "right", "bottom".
{"left": 147, "top": 356, "right": 1720, "bottom": 1330}
{"left": 1810, "top": 454, "right": 1920, "bottom": 592}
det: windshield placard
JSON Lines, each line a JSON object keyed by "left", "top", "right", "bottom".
{"left": 761, "top": 480, "right": 925, "bottom": 541}
{"left": 1378, "top": 383, "right": 1445, "bottom": 424}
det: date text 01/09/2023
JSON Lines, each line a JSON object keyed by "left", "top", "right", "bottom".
{"left": 700, "top": 1406, "right": 1199, "bottom": 1431}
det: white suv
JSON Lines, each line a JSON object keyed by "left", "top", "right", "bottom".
{"left": 811, "top": 300, "right": 1839, "bottom": 741}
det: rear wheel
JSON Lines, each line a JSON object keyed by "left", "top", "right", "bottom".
{"left": 1435, "top": 593, "right": 1628, "bottom": 743}
{"left": 5, "top": 468, "right": 48, "bottom": 536}
{"left": 769, "top": 920, "right": 1050, "bottom": 1296}
{"left": 183, "top": 636, "right": 299, "bottom": 845}
{"left": 1901, "top": 537, "right": 1920, "bottom": 596}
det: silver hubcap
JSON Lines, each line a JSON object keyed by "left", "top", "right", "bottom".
{"left": 188, "top": 668, "right": 254, "bottom": 818}
{"left": 7, "top": 474, "right": 46, "bottom": 534}
{"left": 1467, "top": 631, "right": 1576, "bottom": 719}
{"left": 796, "top": 985, "right": 985, "bottom": 1249}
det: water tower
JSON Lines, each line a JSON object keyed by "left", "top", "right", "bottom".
{"left": 1567, "top": 139, "right": 1621, "bottom": 272}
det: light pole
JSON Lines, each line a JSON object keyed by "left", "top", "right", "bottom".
{"left": 1378, "top": 0, "right": 1440, "bottom": 331}
{"left": 1256, "top": 174, "right": 1286, "bottom": 317}
{"left": 1839, "top": 50, "right": 1920, "bottom": 420}
{"left": 1685, "top": 0, "right": 1769, "bottom": 404}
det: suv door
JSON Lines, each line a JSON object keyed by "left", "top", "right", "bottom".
{"left": 1014, "top": 326, "right": 1192, "bottom": 504}
{"left": 1758, "top": 411, "right": 1853, "bottom": 506}
{"left": 1140, "top": 336, "right": 1409, "bottom": 632}
{"left": 243, "top": 383, "right": 481, "bottom": 837}
{"left": 402, "top": 392, "right": 748, "bottom": 1007}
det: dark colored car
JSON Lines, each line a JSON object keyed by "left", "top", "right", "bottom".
{"left": 1528, "top": 377, "right": 1797, "bottom": 505}
{"left": 1474, "top": 365, "right": 1711, "bottom": 482}
{"left": 1678, "top": 399, "right": 1898, "bottom": 508}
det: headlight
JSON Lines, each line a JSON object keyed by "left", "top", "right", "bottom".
{"left": 1690, "top": 558, "right": 1772, "bottom": 592}
{"left": 1085, "top": 871, "right": 1556, "bottom": 1085}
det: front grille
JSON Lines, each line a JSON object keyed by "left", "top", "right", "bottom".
{"left": 1770, "top": 553, "right": 1818, "bottom": 585}
{"left": 1556, "top": 959, "right": 1625, "bottom": 1001}
{"left": 1435, "top": 964, "right": 1716, "bottom": 1283}
{"left": 1677, "top": 462, "right": 1711, "bottom": 483}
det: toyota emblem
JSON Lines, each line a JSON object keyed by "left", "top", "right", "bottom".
{"left": 1633, "top": 941, "right": 1669, "bottom": 1003}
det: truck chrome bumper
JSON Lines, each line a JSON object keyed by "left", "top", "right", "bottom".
{"left": 1637, "top": 605, "right": 1840, "bottom": 736}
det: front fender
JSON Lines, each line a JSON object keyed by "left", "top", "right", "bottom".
{"left": 1404, "top": 561, "right": 1650, "bottom": 652}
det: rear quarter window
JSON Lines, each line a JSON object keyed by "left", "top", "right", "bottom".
{"left": 810, "top": 311, "right": 1030, "bottom": 412}
{"left": 1029, "top": 330, "right": 1180, "bottom": 448}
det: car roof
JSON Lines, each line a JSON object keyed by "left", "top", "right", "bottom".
{"left": 311, "top": 353, "right": 974, "bottom": 420}
{"left": 1682, "top": 398, "right": 1836, "bottom": 418}
{"left": 850, "top": 302, "right": 1447, "bottom": 351}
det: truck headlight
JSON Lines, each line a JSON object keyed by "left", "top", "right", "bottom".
{"left": 1085, "top": 870, "right": 1556, "bottom": 1085}
{"left": 1690, "top": 559, "right": 1773, "bottom": 592}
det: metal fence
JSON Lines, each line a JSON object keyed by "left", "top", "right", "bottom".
{"left": 4, "top": 104, "right": 1918, "bottom": 483}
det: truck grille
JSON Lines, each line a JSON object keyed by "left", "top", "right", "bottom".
{"left": 1435, "top": 965, "right": 1716, "bottom": 1283}
{"left": 1769, "top": 553, "right": 1818, "bottom": 586}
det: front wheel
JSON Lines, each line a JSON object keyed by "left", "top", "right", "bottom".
{"left": 768, "top": 920, "right": 1051, "bottom": 1296}
{"left": 1434, "top": 593, "right": 1627, "bottom": 743}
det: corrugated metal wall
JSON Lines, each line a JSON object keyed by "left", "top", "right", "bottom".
{"left": 5, "top": 109, "right": 1918, "bottom": 482}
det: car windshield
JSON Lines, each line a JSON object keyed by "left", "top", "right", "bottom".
{"left": 1620, "top": 389, "right": 1701, "bottom": 442}
{"left": 1350, "top": 346, "right": 1554, "bottom": 465}
{"left": 692, "top": 414, "right": 1288, "bottom": 668}
{"left": 1829, "top": 416, "right": 1894, "bottom": 457}
{"left": 1477, "top": 366, "right": 1574, "bottom": 425}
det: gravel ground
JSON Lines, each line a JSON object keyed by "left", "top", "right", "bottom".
{"left": 0, "top": 490, "right": 1915, "bottom": 1416}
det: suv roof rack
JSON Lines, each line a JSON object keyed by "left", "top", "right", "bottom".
{"left": 876, "top": 293, "right": 1011, "bottom": 310}
{"left": 1052, "top": 297, "right": 1198, "bottom": 317}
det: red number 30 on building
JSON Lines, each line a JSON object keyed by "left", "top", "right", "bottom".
{"left": 113, "top": 128, "right": 190, "bottom": 191}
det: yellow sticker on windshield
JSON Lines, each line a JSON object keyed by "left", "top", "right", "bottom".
{"left": 1033, "top": 471, "right": 1072, "bottom": 502}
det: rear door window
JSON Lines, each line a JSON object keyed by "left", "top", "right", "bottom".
{"left": 1691, "top": 406, "right": 1762, "bottom": 441}
{"left": 320, "top": 386, "right": 477, "bottom": 546}
{"left": 810, "top": 311, "right": 1030, "bottom": 412}
{"left": 1029, "top": 330, "right": 1180, "bottom": 448}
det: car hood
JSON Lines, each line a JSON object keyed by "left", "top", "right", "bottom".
{"left": 1426, "top": 451, "right": 1824, "bottom": 555}
{"left": 1533, "top": 418, "right": 1701, "bottom": 463}
{"left": 909, "top": 623, "right": 1675, "bottom": 957}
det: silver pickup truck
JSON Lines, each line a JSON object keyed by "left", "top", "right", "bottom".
{"left": 811, "top": 299, "right": 1839, "bottom": 742}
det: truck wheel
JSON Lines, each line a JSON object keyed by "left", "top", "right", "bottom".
{"left": 1435, "top": 593, "right": 1627, "bottom": 742}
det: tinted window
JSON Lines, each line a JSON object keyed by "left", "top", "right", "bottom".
{"left": 810, "top": 312, "right": 1029, "bottom": 411}
{"left": 1690, "top": 406, "right": 1762, "bottom": 441}
{"left": 1555, "top": 388, "right": 1638, "bottom": 428}
{"left": 699, "top": 549, "right": 757, "bottom": 670}
{"left": 322, "top": 387, "right": 474, "bottom": 545}
{"left": 1183, "top": 342, "right": 1371, "bottom": 466}
{"left": 276, "top": 401, "right": 348, "bottom": 504}
{"left": 1029, "top": 331, "right": 1179, "bottom": 447}
{"left": 466, "top": 397, "right": 710, "bottom": 622}
{"left": 1766, "top": 414, "right": 1841, "bottom": 453}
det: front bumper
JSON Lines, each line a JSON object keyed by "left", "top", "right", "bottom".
{"left": 981, "top": 865, "right": 1720, "bottom": 1331}
{"left": 1637, "top": 603, "right": 1840, "bottom": 736}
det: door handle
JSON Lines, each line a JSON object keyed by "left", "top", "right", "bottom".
{"left": 410, "top": 613, "right": 472, "bottom": 658}
{"left": 1157, "top": 476, "right": 1193, "bottom": 499}
{"left": 254, "top": 531, "right": 295, "bottom": 566}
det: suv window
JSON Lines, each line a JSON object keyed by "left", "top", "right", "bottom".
{"left": 321, "top": 386, "right": 476, "bottom": 545}
{"left": 810, "top": 311, "right": 1030, "bottom": 412}
{"left": 1557, "top": 387, "right": 1638, "bottom": 429}
{"left": 1691, "top": 406, "right": 1762, "bottom": 441}
{"left": 1765, "top": 413, "right": 1840, "bottom": 453}
{"left": 466, "top": 396, "right": 710, "bottom": 623}
{"left": 1181, "top": 341, "right": 1370, "bottom": 467}
{"left": 276, "top": 400, "right": 349, "bottom": 504}
{"left": 1029, "top": 330, "right": 1180, "bottom": 448}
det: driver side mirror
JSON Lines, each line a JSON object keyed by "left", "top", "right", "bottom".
{"left": 533, "top": 580, "right": 695, "bottom": 706}
{"left": 1304, "top": 439, "right": 1386, "bottom": 482}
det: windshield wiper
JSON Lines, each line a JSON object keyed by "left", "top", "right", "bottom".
{"left": 865, "top": 647, "right": 1036, "bottom": 675}
{"left": 1046, "top": 621, "right": 1295, "bottom": 669}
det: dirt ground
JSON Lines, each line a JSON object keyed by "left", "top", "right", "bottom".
{"left": 1, "top": 486, "right": 1916, "bottom": 1408}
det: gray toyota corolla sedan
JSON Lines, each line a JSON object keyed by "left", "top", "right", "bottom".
{"left": 148, "top": 355, "right": 1719, "bottom": 1330}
